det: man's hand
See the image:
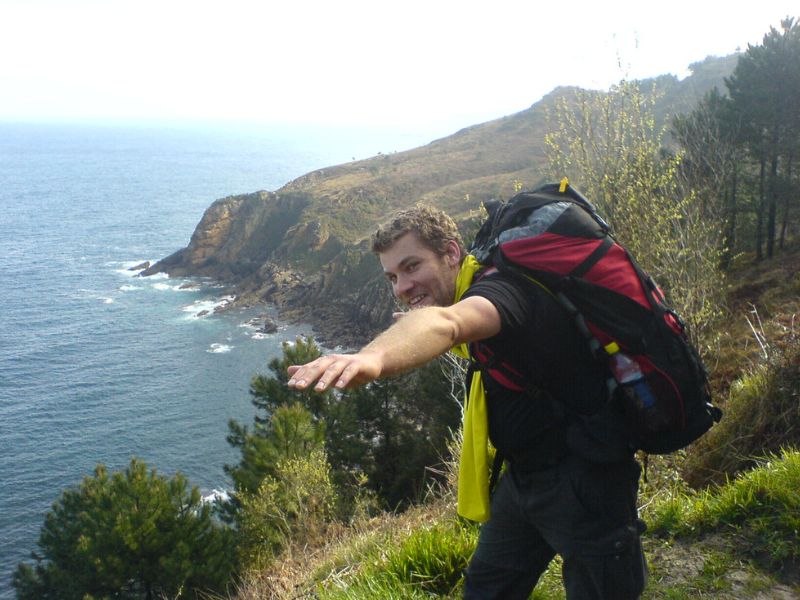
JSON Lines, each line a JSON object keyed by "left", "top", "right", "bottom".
{"left": 287, "top": 352, "right": 383, "bottom": 392}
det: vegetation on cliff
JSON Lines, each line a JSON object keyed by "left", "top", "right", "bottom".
{"left": 231, "top": 449, "right": 800, "bottom": 599}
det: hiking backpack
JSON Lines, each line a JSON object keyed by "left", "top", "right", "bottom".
{"left": 468, "top": 179, "right": 722, "bottom": 455}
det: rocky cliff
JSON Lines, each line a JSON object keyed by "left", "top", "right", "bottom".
{"left": 142, "top": 186, "right": 396, "bottom": 346}
{"left": 142, "top": 56, "right": 737, "bottom": 347}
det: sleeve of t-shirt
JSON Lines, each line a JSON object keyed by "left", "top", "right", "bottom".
{"left": 461, "top": 274, "right": 538, "bottom": 340}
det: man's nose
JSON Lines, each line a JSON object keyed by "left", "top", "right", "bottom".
{"left": 394, "top": 274, "right": 413, "bottom": 298}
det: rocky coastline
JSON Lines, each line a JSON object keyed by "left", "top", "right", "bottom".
{"left": 141, "top": 250, "right": 393, "bottom": 349}
{"left": 184, "top": 274, "right": 391, "bottom": 350}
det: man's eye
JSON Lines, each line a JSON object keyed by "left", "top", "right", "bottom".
{"left": 406, "top": 262, "right": 418, "bottom": 272}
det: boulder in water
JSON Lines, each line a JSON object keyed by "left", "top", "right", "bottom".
{"left": 128, "top": 261, "right": 151, "bottom": 271}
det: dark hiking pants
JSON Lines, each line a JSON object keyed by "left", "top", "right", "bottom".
{"left": 463, "top": 454, "right": 647, "bottom": 600}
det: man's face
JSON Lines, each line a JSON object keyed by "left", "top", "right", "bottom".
{"left": 378, "top": 232, "right": 461, "bottom": 309}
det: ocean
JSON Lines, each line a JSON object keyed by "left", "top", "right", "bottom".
{"left": 0, "top": 120, "right": 443, "bottom": 598}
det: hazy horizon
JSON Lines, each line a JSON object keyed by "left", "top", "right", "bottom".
{"left": 1, "top": 1, "right": 797, "bottom": 130}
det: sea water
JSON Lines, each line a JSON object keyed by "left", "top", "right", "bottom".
{"left": 0, "top": 120, "right": 440, "bottom": 597}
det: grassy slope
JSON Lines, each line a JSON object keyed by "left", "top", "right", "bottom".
{"left": 272, "top": 54, "right": 740, "bottom": 251}
{"left": 277, "top": 55, "right": 740, "bottom": 244}
{"left": 276, "top": 100, "right": 556, "bottom": 246}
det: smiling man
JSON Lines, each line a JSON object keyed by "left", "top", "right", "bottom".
{"left": 287, "top": 204, "right": 646, "bottom": 599}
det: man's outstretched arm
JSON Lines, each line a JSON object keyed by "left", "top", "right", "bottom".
{"left": 287, "top": 295, "right": 501, "bottom": 392}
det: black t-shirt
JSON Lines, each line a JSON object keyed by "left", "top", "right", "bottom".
{"left": 462, "top": 272, "right": 608, "bottom": 461}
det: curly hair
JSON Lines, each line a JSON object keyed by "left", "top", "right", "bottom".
{"left": 371, "top": 205, "right": 464, "bottom": 256}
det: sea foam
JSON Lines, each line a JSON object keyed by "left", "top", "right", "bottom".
{"left": 153, "top": 282, "right": 197, "bottom": 292}
{"left": 111, "top": 260, "right": 159, "bottom": 278}
{"left": 182, "top": 296, "right": 235, "bottom": 319}
{"left": 207, "top": 343, "right": 233, "bottom": 353}
{"left": 202, "top": 488, "right": 231, "bottom": 506}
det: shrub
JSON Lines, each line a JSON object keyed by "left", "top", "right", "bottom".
{"left": 683, "top": 329, "right": 800, "bottom": 486}
{"left": 236, "top": 449, "right": 338, "bottom": 570}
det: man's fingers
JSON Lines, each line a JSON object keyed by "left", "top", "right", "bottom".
{"left": 287, "top": 354, "right": 379, "bottom": 392}
{"left": 287, "top": 357, "right": 330, "bottom": 389}
{"left": 333, "top": 364, "right": 357, "bottom": 389}
{"left": 287, "top": 356, "right": 350, "bottom": 391}
{"left": 315, "top": 359, "right": 355, "bottom": 391}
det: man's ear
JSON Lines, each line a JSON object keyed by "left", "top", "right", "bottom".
{"left": 445, "top": 239, "right": 461, "bottom": 267}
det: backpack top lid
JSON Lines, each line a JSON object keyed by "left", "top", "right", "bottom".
{"left": 469, "top": 180, "right": 610, "bottom": 266}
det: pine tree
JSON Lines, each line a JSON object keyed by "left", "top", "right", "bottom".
{"left": 227, "top": 337, "right": 461, "bottom": 514}
{"left": 726, "top": 18, "right": 800, "bottom": 258}
{"left": 672, "top": 88, "right": 745, "bottom": 268}
{"left": 249, "top": 335, "right": 331, "bottom": 421}
{"left": 226, "top": 403, "right": 326, "bottom": 498}
{"left": 14, "top": 459, "right": 234, "bottom": 600}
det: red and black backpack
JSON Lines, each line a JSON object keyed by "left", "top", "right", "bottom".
{"left": 468, "top": 180, "right": 722, "bottom": 455}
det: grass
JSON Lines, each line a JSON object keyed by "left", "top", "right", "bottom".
{"left": 706, "top": 239, "right": 800, "bottom": 397}
{"left": 683, "top": 329, "right": 800, "bottom": 487}
{"left": 646, "top": 449, "right": 800, "bottom": 569}
{"left": 233, "top": 450, "right": 800, "bottom": 599}
{"left": 317, "top": 520, "right": 476, "bottom": 599}
{"left": 312, "top": 517, "right": 568, "bottom": 600}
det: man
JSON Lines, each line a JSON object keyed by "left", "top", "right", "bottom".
{"left": 287, "top": 205, "right": 646, "bottom": 599}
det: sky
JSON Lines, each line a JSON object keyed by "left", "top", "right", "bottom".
{"left": 0, "top": 0, "right": 797, "bottom": 131}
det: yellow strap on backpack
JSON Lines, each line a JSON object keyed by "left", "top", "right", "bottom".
{"left": 450, "top": 254, "right": 495, "bottom": 523}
